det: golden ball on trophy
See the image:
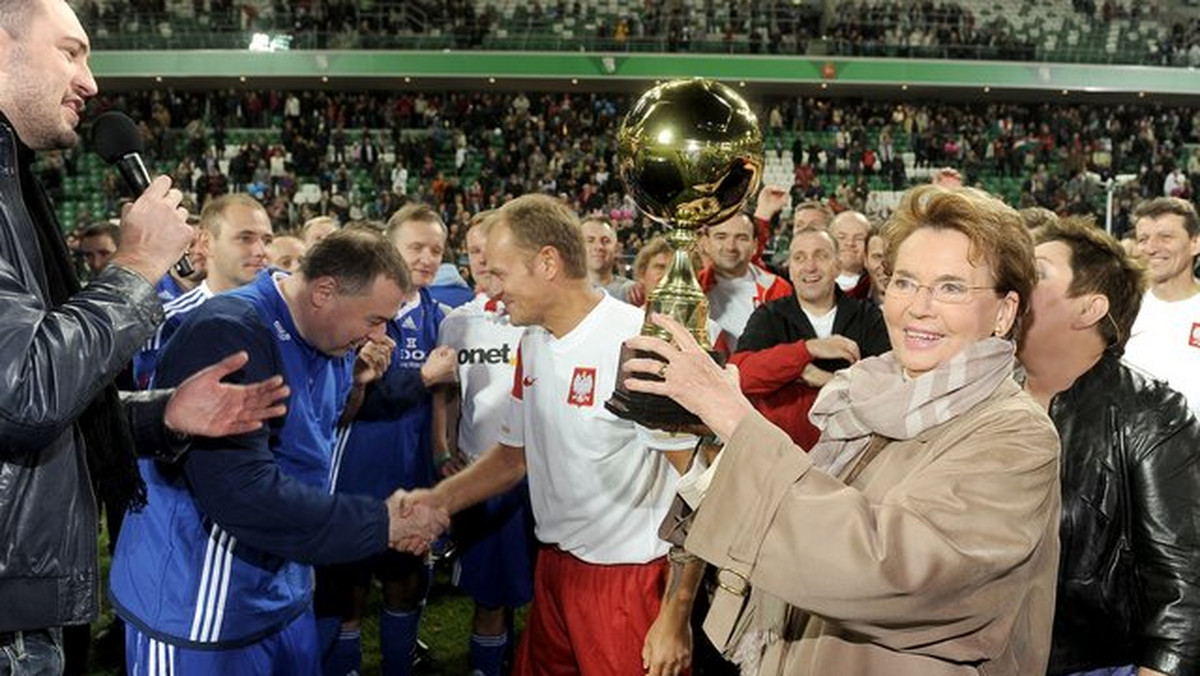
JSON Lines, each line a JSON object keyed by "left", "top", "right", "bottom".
{"left": 606, "top": 78, "right": 764, "bottom": 427}
{"left": 619, "top": 79, "right": 764, "bottom": 230}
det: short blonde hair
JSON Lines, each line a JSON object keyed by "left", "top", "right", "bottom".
{"left": 1018, "top": 206, "right": 1058, "bottom": 231}
{"left": 792, "top": 200, "right": 834, "bottom": 229}
{"left": 884, "top": 185, "right": 1035, "bottom": 338}
{"left": 301, "top": 215, "right": 338, "bottom": 240}
{"left": 385, "top": 203, "right": 446, "bottom": 239}
{"left": 496, "top": 195, "right": 586, "bottom": 280}
{"left": 199, "top": 193, "right": 267, "bottom": 237}
{"left": 467, "top": 209, "right": 498, "bottom": 239}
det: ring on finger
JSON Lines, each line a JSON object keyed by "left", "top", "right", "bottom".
{"left": 656, "top": 361, "right": 669, "bottom": 379}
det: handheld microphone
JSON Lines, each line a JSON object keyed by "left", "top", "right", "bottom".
{"left": 92, "top": 111, "right": 193, "bottom": 277}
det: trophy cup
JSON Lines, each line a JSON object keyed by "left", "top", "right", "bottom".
{"left": 605, "top": 78, "right": 764, "bottom": 427}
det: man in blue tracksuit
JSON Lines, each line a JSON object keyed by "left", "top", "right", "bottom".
{"left": 109, "top": 229, "right": 449, "bottom": 674}
{"left": 320, "top": 204, "right": 456, "bottom": 676}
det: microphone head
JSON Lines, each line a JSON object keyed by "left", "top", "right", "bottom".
{"left": 92, "top": 111, "right": 144, "bottom": 164}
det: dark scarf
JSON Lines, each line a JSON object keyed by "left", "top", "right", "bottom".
{"left": 17, "top": 141, "right": 146, "bottom": 512}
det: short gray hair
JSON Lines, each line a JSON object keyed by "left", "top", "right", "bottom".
{"left": 0, "top": 0, "right": 40, "bottom": 37}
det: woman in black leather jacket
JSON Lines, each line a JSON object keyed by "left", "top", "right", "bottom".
{"left": 1020, "top": 215, "right": 1200, "bottom": 676}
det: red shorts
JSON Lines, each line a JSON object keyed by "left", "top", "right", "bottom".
{"left": 514, "top": 546, "right": 669, "bottom": 675}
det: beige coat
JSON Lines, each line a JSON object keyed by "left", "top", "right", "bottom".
{"left": 687, "top": 379, "right": 1060, "bottom": 675}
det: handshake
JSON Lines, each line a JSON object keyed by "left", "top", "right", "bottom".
{"left": 384, "top": 489, "right": 450, "bottom": 555}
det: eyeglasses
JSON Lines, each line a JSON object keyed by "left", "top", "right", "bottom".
{"left": 887, "top": 275, "right": 997, "bottom": 305}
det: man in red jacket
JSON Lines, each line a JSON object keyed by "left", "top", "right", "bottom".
{"left": 729, "top": 227, "right": 892, "bottom": 449}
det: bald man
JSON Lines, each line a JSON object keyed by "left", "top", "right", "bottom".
{"left": 829, "top": 210, "right": 873, "bottom": 299}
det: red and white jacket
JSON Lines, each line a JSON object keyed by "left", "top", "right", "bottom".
{"left": 697, "top": 263, "right": 793, "bottom": 357}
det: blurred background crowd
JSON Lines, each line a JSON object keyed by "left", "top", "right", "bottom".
{"left": 46, "top": 88, "right": 1200, "bottom": 285}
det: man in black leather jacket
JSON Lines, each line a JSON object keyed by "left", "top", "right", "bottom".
{"left": 0, "top": 0, "right": 288, "bottom": 670}
{"left": 1019, "top": 215, "right": 1200, "bottom": 676}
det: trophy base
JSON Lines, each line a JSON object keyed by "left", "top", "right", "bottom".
{"left": 604, "top": 346, "right": 725, "bottom": 430}
{"left": 606, "top": 388, "right": 704, "bottom": 428}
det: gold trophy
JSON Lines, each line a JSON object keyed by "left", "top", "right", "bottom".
{"left": 606, "top": 78, "right": 764, "bottom": 427}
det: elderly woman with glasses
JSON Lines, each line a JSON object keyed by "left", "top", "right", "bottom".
{"left": 624, "top": 184, "right": 1061, "bottom": 675}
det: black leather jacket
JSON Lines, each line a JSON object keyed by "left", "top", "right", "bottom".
{"left": 0, "top": 121, "right": 173, "bottom": 632}
{"left": 1048, "top": 352, "right": 1200, "bottom": 676}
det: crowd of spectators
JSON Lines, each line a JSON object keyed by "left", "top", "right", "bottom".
{"left": 1159, "top": 17, "right": 1200, "bottom": 67}
{"left": 61, "top": 89, "right": 642, "bottom": 268}
{"left": 45, "top": 88, "right": 1200, "bottom": 275}
{"left": 78, "top": 0, "right": 495, "bottom": 49}
{"left": 767, "top": 97, "right": 1199, "bottom": 229}
{"left": 825, "top": 1, "right": 1035, "bottom": 60}
{"left": 76, "top": 0, "right": 816, "bottom": 53}
{"left": 824, "top": 0, "right": 1168, "bottom": 60}
{"left": 70, "top": 0, "right": 1189, "bottom": 64}
{"left": 593, "top": 0, "right": 823, "bottom": 55}
{"left": 71, "top": 0, "right": 823, "bottom": 53}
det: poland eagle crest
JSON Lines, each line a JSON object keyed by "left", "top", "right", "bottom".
{"left": 568, "top": 367, "right": 597, "bottom": 407}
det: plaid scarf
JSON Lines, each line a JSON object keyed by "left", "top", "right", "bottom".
{"left": 808, "top": 336, "right": 1017, "bottom": 478}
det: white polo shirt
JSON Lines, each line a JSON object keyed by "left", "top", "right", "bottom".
{"left": 498, "top": 295, "right": 689, "bottom": 564}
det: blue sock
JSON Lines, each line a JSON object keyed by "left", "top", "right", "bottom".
{"left": 315, "top": 616, "right": 341, "bottom": 662}
{"left": 323, "top": 628, "right": 361, "bottom": 676}
{"left": 380, "top": 607, "right": 421, "bottom": 676}
{"left": 469, "top": 633, "right": 507, "bottom": 676}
